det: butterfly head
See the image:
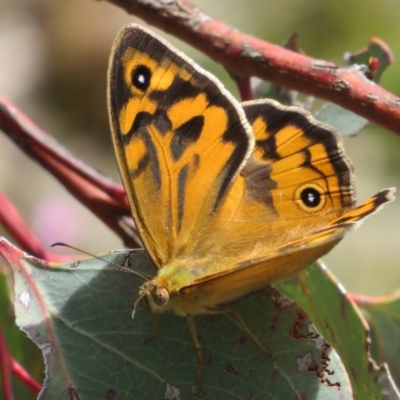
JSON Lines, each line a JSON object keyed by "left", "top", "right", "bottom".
{"left": 131, "top": 280, "right": 171, "bottom": 319}
{"left": 134, "top": 260, "right": 212, "bottom": 317}
{"left": 140, "top": 281, "right": 169, "bottom": 306}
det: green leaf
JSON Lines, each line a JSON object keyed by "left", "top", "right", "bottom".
{"left": 0, "top": 267, "right": 43, "bottom": 400}
{"left": 345, "top": 38, "right": 393, "bottom": 83}
{"left": 1, "top": 238, "right": 352, "bottom": 399}
{"left": 314, "top": 38, "right": 394, "bottom": 138}
{"left": 276, "top": 262, "right": 400, "bottom": 400}
{"left": 315, "top": 103, "right": 368, "bottom": 137}
{"left": 358, "top": 292, "right": 400, "bottom": 389}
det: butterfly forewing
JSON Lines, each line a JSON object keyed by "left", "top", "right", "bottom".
{"left": 108, "top": 25, "right": 254, "bottom": 267}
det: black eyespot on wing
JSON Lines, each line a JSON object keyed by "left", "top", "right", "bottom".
{"left": 301, "top": 187, "right": 322, "bottom": 208}
{"left": 132, "top": 65, "right": 151, "bottom": 91}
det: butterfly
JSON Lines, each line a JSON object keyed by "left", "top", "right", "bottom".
{"left": 107, "top": 23, "right": 395, "bottom": 393}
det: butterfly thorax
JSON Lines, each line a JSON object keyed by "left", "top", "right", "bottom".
{"left": 142, "top": 259, "right": 224, "bottom": 316}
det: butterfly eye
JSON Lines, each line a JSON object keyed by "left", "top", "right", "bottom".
{"left": 295, "top": 183, "right": 326, "bottom": 212}
{"left": 153, "top": 288, "right": 169, "bottom": 306}
{"left": 131, "top": 65, "right": 151, "bottom": 91}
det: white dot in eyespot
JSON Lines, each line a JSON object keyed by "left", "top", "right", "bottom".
{"left": 137, "top": 74, "right": 146, "bottom": 85}
{"left": 307, "top": 192, "right": 316, "bottom": 204}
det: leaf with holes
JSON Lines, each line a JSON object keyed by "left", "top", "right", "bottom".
{"left": 0, "top": 238, "right": 353, "bottom": 399}
{"left": 276, "top": 262, "right": 400, "bottom": 400}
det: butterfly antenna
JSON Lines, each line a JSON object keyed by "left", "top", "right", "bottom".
{"left": 132, "top": 292, "right": 147, "bottom": 320}
{"left": 51, "top": 242, "right": 151, "bottom": 283}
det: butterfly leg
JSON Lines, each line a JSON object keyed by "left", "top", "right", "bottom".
{"left": 142, "top": 298, "right": 158, "bottom": 344}
{"left": 206, "top": 305, "right": 275, "bottom": 360}
{"left": 230, "top": 308, "right": 275, "bottom": 360}
{"left": 186, "top": 315, "right": 203, "bottom": 396}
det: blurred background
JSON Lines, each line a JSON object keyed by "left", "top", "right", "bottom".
{"left": 0, "top": 0, "right": 399, "bottom": 296}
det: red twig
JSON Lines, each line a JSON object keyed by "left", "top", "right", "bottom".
{"left": 0, "top": 191, "right": 66, "bottom": 261}
{"left": 12, "top": 359, "right": 41, "bottom": 394}
{"left": 0, "top": 329, "right": 12, "bottom": 400}
{"left": 235, "top": 77, "right": 253, "bottom": 102}
{"left": 0, "top": 96, "right": 141, "bottom": 249}
{"left": 106, "top": 0, "right": 400, "bottom": 135}
{"left": 0, "top": 328, "right": 41, "bottom": 398}
{"left": 348, "top": 291, "right": 400, "bottom": 307}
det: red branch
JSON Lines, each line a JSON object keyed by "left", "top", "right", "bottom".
{"left": 106, "top": 0, "right": 400, "bottom": 135}
{"left": 0, "top": 329, "right": 12, "bottom": 400}
{"left": 348, "top": 292, "right": 400, "bottom": 306}
{"left": 0, "top": 97, "right": 141, "bottom": 250}
{"left": 0, "top": 191, "right": 63, "bottom": 261}
{"left": 12, "top": 360, "right": 41, "bottom": 394}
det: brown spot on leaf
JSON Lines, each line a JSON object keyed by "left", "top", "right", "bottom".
{"left": 226, "top": 364, "right": 239, "bottom": 375}
{"left": 105, "top": 388, "right": 117, "bottom": 400}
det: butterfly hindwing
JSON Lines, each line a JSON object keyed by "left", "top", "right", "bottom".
{"left": 188, "top": 99, "right": 357, "bottom": 260}
{"left": 181, "top": 188, "right": 395, "bottom": 306}
{"left": 170, "top": 100, "right": 394, "bottom": 297}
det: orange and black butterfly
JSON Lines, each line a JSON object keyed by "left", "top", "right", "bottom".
{"left": 107, "top": 24, "right": 395, "bottom": 392}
